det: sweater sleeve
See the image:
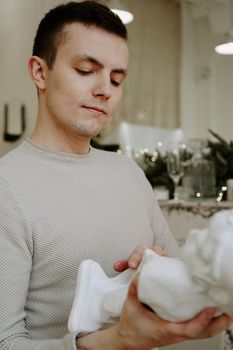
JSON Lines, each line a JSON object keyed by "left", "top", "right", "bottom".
{"left": 0, "top": 178, "right": 77, "bottom": 350}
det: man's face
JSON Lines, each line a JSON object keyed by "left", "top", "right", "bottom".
{"left": 43, "top": 23, "right": 128, "bottom": 139}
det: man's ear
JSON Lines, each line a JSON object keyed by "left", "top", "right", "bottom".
{"left": 28, "top": 56, "right": 47, "bottom": 91}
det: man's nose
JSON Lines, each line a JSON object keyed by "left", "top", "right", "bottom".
{"left": 92, "top": 73, "right": 112, "bottom": 99}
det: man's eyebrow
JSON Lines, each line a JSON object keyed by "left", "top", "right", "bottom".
{"left": 71, "top": 54, "right": 127, "bottom": 75}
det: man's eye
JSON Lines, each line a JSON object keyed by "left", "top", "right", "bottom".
{"left": 76, "top": 69, "right": 93, "bottom": 75}
{"left": 111, "top": 80, "right": 120, "bottom": 87}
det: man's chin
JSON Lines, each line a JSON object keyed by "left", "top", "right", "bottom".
{"left": 70, "top": 116, "right": 109, "bottom": 139}
{"left": 73, "top": 124, "right": 104, "bottom": 139}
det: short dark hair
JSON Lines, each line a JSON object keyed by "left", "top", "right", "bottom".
{"left": 32, "top": 1, "right": 128, "bottom": 69}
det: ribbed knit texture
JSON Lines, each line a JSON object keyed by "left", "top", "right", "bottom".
{"left": 0, "top": 140, "right": 179, "bottom": 350}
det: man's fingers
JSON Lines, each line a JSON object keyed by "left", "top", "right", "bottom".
{"left": 127, "top": 244, "right": 166, "bottom": 269}
{"left": 127, "top": 274, "right": 139, "bottom": 300}
{"left": 182, "top": 311, "right": 233, "bottom": 339}
{"left": 127, "top": 245, "right": 149, "bottom": 269}
{"left": 130, "top": 245, "right": 166, "bottom": 268}
{"left": 182, "top": 308, "right": 217, "bottom": 338}
{"left": 152, "top": 246, "right": 167, "bottom": 256}
{"left": 113, "top": 245, "right": 166, "bottom": 272}
{"left": 166, "top": 308, "right": 216, "bottom": 339}
{"left": 113, "top": 260, "right": 129, "bottom": 272}
{"left": 198, "top": 314, "right": 233, "bottom": 338}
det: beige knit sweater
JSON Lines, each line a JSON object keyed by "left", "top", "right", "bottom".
{"left": 0, "top": 140, "right": 179, "bottom": 350}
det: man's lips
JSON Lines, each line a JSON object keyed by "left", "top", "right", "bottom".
{"left": 82, "top": 105, "right": 107, "bottom": 115}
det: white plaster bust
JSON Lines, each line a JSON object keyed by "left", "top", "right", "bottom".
{"left": 68, "top": 209, "right": 233, "bottom": 333}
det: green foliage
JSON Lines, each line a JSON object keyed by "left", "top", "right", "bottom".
{"left": 141, "top": 152, "right": 174, "bottom": 198}
{"left": 207, "top": 129, "right": 233, "bottom": 189}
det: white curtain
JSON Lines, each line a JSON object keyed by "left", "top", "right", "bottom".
{"left": 102, "top": 0, "right": 180, "bottom": 136}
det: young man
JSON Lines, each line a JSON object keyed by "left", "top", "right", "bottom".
{"left": 0, "top": 2, "right": 232, "bottom": 349}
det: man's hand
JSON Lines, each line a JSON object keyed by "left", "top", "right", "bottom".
{"left": 113, "top": 275, "right": 233, "bottom": 350}
{"left": 113, "top": 245, "right": 165, "bottom": 272}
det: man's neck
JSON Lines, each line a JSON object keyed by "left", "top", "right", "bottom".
{"left": 31, "top": 129, "right": 91, "bottom": 155}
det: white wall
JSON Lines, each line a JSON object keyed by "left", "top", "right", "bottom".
{"left": 212, "top": 54, "right": 233, "bottom": 140}
{"left": 180, "top": 1, "right": 233, "bottom": 141}
{"left": 0, "top": 0, "right": 71, "bottom": 157}
{"left": 0, "top": 0, "right": 40, "bottom": 156}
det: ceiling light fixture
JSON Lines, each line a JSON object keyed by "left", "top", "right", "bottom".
{"left": 108, "top": 0, "right": 134, "bottom": 24}
{"left": 215, "top": 0, "right": 233, "bottom": 55}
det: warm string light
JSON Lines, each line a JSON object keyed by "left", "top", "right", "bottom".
{"left": 216, "top": 186, "right": 227, "bottom": 202}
